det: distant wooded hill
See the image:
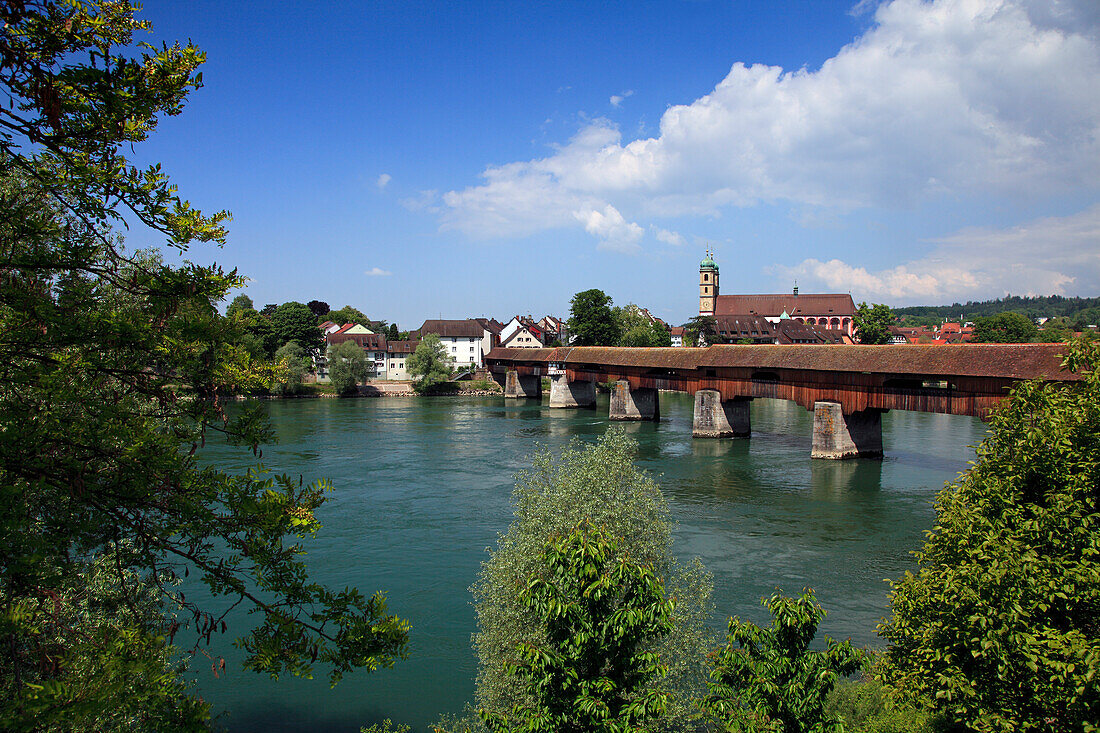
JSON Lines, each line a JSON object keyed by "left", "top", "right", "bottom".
{"left": 894, "top": 295, "right": 1100, "bottom": 327}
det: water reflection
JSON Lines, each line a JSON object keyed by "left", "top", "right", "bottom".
{"left": 808, "top": 458, "right": 884, "bottom": 500}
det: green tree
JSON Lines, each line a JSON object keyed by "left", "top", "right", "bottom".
{"left": 386, "top": 323, "right": 400, "bottom": 341}
{"left": 326, "top": 304, "right": 370, "bottom": 327}
{"left": 614, "top": 306, "right": 672, "bottom": 348}
{"left": 480, "top": 521, "right": 675, "bottom": 733}
{"left": 971, "top": 311, "right": 1038, "bottom": 343}
{"left": 244, "top": 311, "right": 281, "bottom": 357}
{"left": 307, "top": 299, "right": 330, "bottom": 319}
{"left": 471, "top": 430, "right": 714, "bottom": 730}
{"left": 1036, "top": 318, "right": 1073, "bottom": 343}
{"left": 0, "top": 3, "right": 407, "bottom": 727}
{"left": 853, "top": 303, "right": 895, "bottom": 345}
{"left": 226, "top": 293, "right": 256, "bottom": 320}
{"left": 406, "top": 333, "right": 453, "bottom": 392}
{"left": 684, "top": 315, "right": 724, "bottom": 346}
{"left": 878, "top": 338, "right": 1100, "bottom": 731}
{"left": 704, "top": 590, "right": 866, "bottom": 732}
{"left": 568, "top": 289, "right": 621, "bottom": 346}
{"left": 272, "top": 301, "right": 326, "bottom": 353}
{"left": 273, "top": 341, "right": 311, "bottom": 396}
{"left": 328, "top": 340, "right": 370, "bottom": 395}
{"left": 824, "top": 677, "right": 934, "bottom": 733}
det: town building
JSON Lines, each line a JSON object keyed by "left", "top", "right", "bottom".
{"left": 415, "top": 319, "right": 499, "bottom": 369}
{"left": 670, "top": 326, "right": 685, "bottom": 347}
{"left": 699, "top": 252, "right": 857, "bottom": 338}
{"left": 500, "top": 316, "right": 546, "bottom": 348}
{"left": 537, "top": 315, "right": 567, "bottom": 344}
{"left": 384, "top": 339, "right": 418, "bottom": 380}
{"left": 326, "top": 324, "right": 388, "bottom": 377}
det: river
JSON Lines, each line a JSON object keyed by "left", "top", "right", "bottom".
{"left": 193, "top": 392, "right": 987, "bottom": 731}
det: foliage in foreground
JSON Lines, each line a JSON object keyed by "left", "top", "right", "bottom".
{"left": 703, "top": 591, "right": 866, "bottom": 732}
{"left": 878, "top": 337, "right": 1100, "bottom": 731}
{"left": 480, "top": 521, "right": 675, "bottom": 732}
{"left": 824, "top": 676, "right": 935, "bottom": 733}
{"left": 470, "top": 430, "right": 715, "bottom": 731}
{"left": 0, "top": 2, "right": 407, "bottom": 727}
{"left": 0, "top": 547, "right": 208, "bottom": 732}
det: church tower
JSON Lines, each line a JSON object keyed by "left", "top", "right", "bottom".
{"left": 699, "top": 248, "right": 719, "bottom": 316}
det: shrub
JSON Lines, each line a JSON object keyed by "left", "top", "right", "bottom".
{"left": 703, "top": 590, "right": 866, "bottom": 732}
{"left": 470, "top": 429, "right": 714, "bottom": 730}
{"left": 878, "top": 338, "right": 1100, "bottom": 731}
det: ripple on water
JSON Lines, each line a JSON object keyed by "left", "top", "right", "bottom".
{"left": 196, "top": 393, "right": 988, "bottom": 732}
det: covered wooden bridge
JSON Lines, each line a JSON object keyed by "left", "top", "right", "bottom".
{"left": 484, "top": 344, "right": 1078, "bottom": 459}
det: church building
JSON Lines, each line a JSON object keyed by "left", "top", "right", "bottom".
{"left": 699, "top": 252, "right": 857, "bottom": 339}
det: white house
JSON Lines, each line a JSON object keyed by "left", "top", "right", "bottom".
{"left": 416, "top": 319, "right": 500, "bottom": 369}
{"left": 499, "top": 316, "right": 545, "bottom": 348}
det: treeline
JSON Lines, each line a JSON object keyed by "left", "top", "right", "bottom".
{"left": 567, "top": 289, "right": 672, "bottom": 347}
{"left": 895, "top": 294, "right": 1100, "bottom": 327}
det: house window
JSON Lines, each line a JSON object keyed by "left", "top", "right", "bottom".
{"left": 469, "top": 346, "right": 474, "bottom": 351}
{"left": 452, "top": 346, "right": 456, "bottom": 352}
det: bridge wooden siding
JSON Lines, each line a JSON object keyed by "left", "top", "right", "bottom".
{"left": 485, "top": 344, "right": 1078, "bottom": 419}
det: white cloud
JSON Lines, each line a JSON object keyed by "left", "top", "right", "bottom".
{"left": 610, "top": 90, "right": 634, "bottom": 107}
{"left": 401, "top": 189, "right": 440, "bottom": 213}
{"left": 654, "top": 227, "right": 687, "bottom": 246}
{"left": 442, "top": 0, "right": 1100, "bottom": 246}
{"left": 364, "top": 267, "right": 392, "bottom": 277}
{"left": 573, "top": 204, "right": 644, "bottom": 253}
{"left": 376, "top": 173, "right": 391, "bottom": 189}
{"left": 777, "top": 203, "right": 1100, "bottom": 303}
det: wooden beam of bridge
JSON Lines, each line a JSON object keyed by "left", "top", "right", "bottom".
{"left": 485, "top": 344, "right": 1078, "bottom": 419}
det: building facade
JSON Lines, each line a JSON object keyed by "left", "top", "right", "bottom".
{"left": 698, "top": 253, "right": 857, "bottom": 338}
{"left": 415, "top": 319, "right": 499, "bottom": 369}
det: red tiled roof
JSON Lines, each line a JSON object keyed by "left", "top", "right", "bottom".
{"left": 418, "top": 319, "right": 488, "bottom": 339}
{"left": 715, "top": 293, "right": 856, "bottom": 317}
{"left": 328, "top": 332, "right": 388, "bottom": 350}
{"left": 485, "top": 343, "right": 1077, "bottom": 381}
{"left": 475, "top": 318, "right": 503, "bottom": 336}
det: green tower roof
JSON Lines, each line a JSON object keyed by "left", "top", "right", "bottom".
{"left": 700, "top": 254, "right": 718, "bottom": 271}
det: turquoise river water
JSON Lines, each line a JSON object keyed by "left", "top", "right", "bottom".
{"left": 194, "top": 392, "right": 988, "bottom": 731}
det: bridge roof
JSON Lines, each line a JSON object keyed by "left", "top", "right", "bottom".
{"left": 486, "top": 343, "right": 1078, "bottom": 381}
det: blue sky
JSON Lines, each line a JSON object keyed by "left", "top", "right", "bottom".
{"left": 131, "top": 0, "right": 1100, "bottom": 329}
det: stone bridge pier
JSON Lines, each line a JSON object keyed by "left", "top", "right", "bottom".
{"left": 692, "top": 390, "right": 750, "bottom": 438}
{"left": 504, "top": 369, "right": 541, "bottom": 400}
{"left": 608, "top": 380, "right": 659, "bottom": 421}
{"left": 811, "top": 401, "right": 884, "bottom": 459}
{"left": 548, "top": 374, "right": 597, "bottom": 408}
